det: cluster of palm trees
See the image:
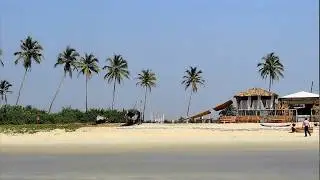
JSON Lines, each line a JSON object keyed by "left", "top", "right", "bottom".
{"left": 0, "top": 35, "right": 285, "bottom": 121}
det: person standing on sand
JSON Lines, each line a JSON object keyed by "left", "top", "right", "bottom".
{"left": 302, "top": 118, "right": 311, "bottom": 137}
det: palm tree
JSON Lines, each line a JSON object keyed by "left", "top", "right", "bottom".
{"left": 181, "top": 66, "right": 205, "bottom": 119}
{"left": 102, "top": 54, "right": 130, "bottom": 110}
{"left": 219, "top": 105, "right": 237, "bottom": 116}
{"left": 48, "top": 46, "right": 79, "bottom": 113}
{"left": 0, "top": 49, "right": 4, "bottom": 66}
{"left": 0, "top": 80, "right": 13, "bottom": 105}
{"left": 14, "top": 36, "right": 43, "bottom": 105}
{"left": 257, "top": 52, "right": 284, "bottom": 91}
{"left": 77, "top": 53, "right": 99, "bottom": 112}
{"left": 136, "top": 69, "right": 157, "bottom": 123}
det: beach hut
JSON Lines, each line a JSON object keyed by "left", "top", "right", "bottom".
{"left": 234, "top": 88, "right": 278, "bottom": 115}
{"left": 215, "top": 88, "right": 280, "bottom": 123}
{"left": 279, "top": 91, "right": 320, "bottom": 122}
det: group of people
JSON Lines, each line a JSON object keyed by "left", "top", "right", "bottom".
{"left": 290, "top": 118, "right": 313, "bottom": 137}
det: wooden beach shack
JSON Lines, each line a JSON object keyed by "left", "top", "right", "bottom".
{"left": 234, "top": 88, "right": 278, "bottom": 115}
{"left": 216, "top": 88, "right": 295, "bottom": 123}
{"left": 278, "top": 91, "right": 319, "bottom": 122}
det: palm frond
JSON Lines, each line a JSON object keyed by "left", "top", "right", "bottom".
{"left": 0, "top": 49, "right": 3, "bottom": 66}
{"left": 54, "top": 46, "right": 80, "bottom": 78}
{"left": 181, "top": 66, "right": 205, "bottom": 93}
{"left": 103, "top": 54, "right": 130, "bottom": 85}
{"left": 78, "top": 53, "right": 100, "bottom": 79}
{"left": 14, "top": 36, "right": 43, "bottom": 70}
{"left": 136, "top": 69, "right": 157, "bottom": 92}
{"left": 257, "top": 52, "right": 284, "bottom": 83}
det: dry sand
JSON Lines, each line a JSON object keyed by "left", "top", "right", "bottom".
{"left": 1, "top": 123, "right": 319, "bottom": 154}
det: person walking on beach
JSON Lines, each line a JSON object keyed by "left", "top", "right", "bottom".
{"left": 302, "top": 118, "right": 311, "bottom": 137}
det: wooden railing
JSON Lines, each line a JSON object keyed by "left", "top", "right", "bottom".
{"left": 218, "top": 115, "right": 293, "bottom": 123}
{"left": 218, "top": 116, "right": 236, "bottom": 123}
{"left": 236, "top": 116, "right": 260, "bottom": 123}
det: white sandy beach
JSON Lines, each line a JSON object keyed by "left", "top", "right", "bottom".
{"left": 1, "top": 123, "right": 319, "bottom": 154}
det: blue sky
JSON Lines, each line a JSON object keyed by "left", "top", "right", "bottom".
{"left": 0, "top": 0, "right": 319, "bottom": 119}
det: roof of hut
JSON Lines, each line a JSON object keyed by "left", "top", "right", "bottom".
{"left": 213, "top": 100, "right": 233, "bottom": 111}
{"left": 234, "top": 88, "right": 278, "bottom": 97}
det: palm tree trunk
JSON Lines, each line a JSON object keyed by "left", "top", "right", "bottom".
{"left": 142, "top": 86, "right": 148, "bottom": 124}
{"left": 186, "top": 90, "right": 192, "bottom": 123}
{"left": 15, "top": 69, "right": 28, "bottom": 105}
{"left": 5, "top": 95, "right": 7, "bottom": 105}
{"left": 111, "top": 81, "right": 116, "bottom": 110}
{"left": 85, "top": 75, "right": 88, "bottom": 112}
{"left": 268, "top": 76, "right": 272, "bottom": 92}
{"left": 48, "top": 75, "right": 65, "bottom": 113}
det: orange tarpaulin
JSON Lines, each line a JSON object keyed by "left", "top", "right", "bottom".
{"left": 214, "top": 100, "right": 233, "bottom": 111}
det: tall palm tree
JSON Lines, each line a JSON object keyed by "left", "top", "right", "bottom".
{"left": 102, "top": 54, "right": 130, "bottom": 110}
{"left": 181, "top": 66, "right": 205, "bottom": 119}
{"left": 14, "top": 36, "right": 43, "bottom": 105}
{"left": 0, "top": 49, "right": 4, "bottom": 66}
{"left": 257, "top": 52, "right": 284, "bottom": 91}
{"left": 0, "top": 80, "right": 13, "bottom": 105}
{"left": 136, "top": 69, "right": 157, "bottom": 123}
{"left": 48, "top": 46, "right": 79, "bottom": 113}
{"left": 77, "top": 53, "right": 99, "bottom": 112}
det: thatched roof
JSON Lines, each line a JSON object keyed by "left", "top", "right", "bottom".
{"left": 213, "top": 100, "right": 233, "bottom": 111}
{"left": 190, "top": 110, "right": 211, "bottom": 119}
{"left": 234, "top": 88, "right": 277, "bottom": 97}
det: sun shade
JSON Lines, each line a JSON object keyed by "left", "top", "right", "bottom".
{"left": 214, "top": 100, "right": 233, "bottom": 111}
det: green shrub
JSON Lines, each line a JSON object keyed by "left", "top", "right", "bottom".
{"left": 0, "top": 105, "right": 127, "bottom": 125}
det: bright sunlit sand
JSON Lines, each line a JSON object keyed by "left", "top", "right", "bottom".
{"left": 1, "top": 123, "right": 318, "bottom": 154}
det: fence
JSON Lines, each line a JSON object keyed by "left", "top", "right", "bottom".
{"left": 237, "top": 109, "right": 298, "bottom": 122}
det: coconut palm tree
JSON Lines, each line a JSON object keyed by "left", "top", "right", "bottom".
{"left": 0, "top": 80, "right": 13, "bottom": 105}
{"left": 102, "top": 54, "right": 130, "bottom": 110}
{"left": 181, "top": 66, "right": 205, "bottom": 119}
{"left": 14, "top": 36, "right": 43, "bottom": 105}
{"left": 48, "top": 46, "right": 80, "bottom": 113}
{"left": 77, "top": 53, "right": 99, "bottom": 112}
{"left": 0, "top": 49, "right": 4, "bottom": 66}
{"left": 219, "top": 105, "right": 237, "bottom": 116}
{"left": 257, "top": 52, "right": 284, "bottom": 92}
{"left": 136, "top": 69, "right": 157, "bottom": 123}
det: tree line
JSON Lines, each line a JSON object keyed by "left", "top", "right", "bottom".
{"left": 0, "top": 36, "right": 284, "bottom": 122}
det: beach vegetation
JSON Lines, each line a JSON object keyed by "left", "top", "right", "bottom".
{"left": 0, "top": 105, "right": 127, "bottom": 125}
{"left": 219, "top": 105, "right": 237, "bottom": 116}
{"left": 0, "top": 123, "right": 85, "bottom": 134}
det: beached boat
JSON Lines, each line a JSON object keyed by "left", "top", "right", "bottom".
{"left": 260, "top": 123, "right": 291, "bottom": 127}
